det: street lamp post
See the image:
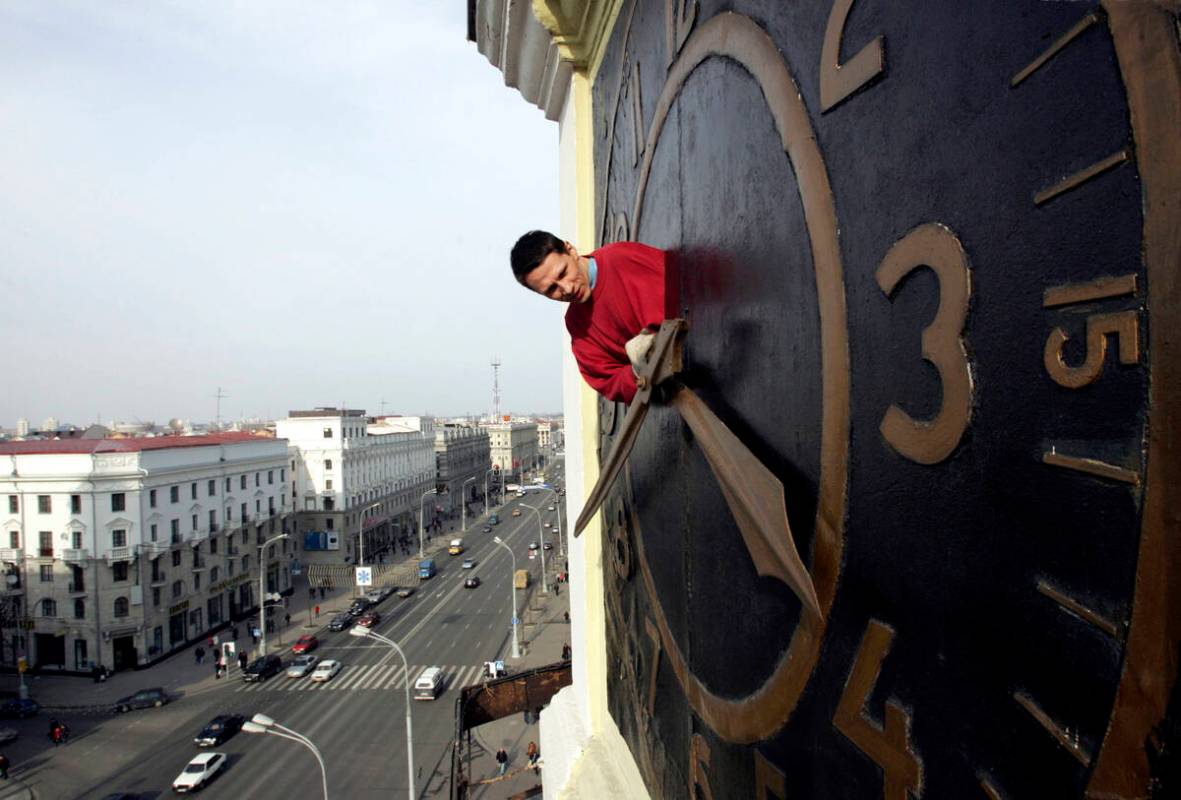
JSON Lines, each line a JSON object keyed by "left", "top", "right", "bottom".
{"left": 349, "top": 626, "right": 415, "bottom": 800}
{"left": 418, "top": 489, "right": 437, "bottom": 559}
{"left": 258, "top": 532, "right": 289, "bottom": 657}
{"left": 492, "top": 536, "right": 521, "bottom": 659}
{"left": 519, "top": 504, "right": 548, "bottom": 594}
{"left": 241, "top": 714, "right": 327, "bottom": 800}
{"left": 460, "top": 477, "right": 477, "bottom": 532}
{"left": 357, "top": 500, "right": 383, "bottom": 568}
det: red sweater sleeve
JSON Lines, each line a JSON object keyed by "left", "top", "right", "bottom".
{"left": 569, "top": 333, "right": 637, "bottom": 404}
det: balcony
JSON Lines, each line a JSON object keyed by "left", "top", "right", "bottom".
{"left": 192, "top": 559, "right": 208, "bottom": 572}
{"left": 61, "top": 549, "right": 88, "bottom": 563}
{"left": 150, "top": 572, "right": 168, "bottom": 587}
{"left": 67, "top": 582, "right": 86, "bottom": 595}
{"left": 0, "top": 549, "right": 22, "bottom": 564}
{"left": 38, "top": 548, "right": 54, "bottom": 559}
{"left": 142, "top": 541, "right": 169, "bottom": 557}
{"left": 106, "top": 546, "right": 132, "bottom": 564}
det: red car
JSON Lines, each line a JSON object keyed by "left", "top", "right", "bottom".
{"left": 357, "top": 611, "right": 381, "bottom": 628}
{"left": 292, "top": 635, "right": 319, "bottom": 654}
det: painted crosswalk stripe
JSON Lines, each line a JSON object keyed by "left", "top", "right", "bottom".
{"left": 385, "top": 666, "right": 407, "bottom": 689}
{"left": 335, "top": 666, "right": 369, "bottom": 690}
{"left": 363, "top": 664, "right": 395, "bottom": 690}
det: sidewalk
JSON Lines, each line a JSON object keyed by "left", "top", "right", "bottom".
{"left": 462, "top": 571, "right": 572, "bottom": 800}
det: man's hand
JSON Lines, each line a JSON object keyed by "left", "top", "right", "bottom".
{"left": 625, "top": 330, "right": 657, "bottom": 371}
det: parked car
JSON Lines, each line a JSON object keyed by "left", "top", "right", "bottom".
{"left": 292, "top": 635, "right": 319, "bottom": 655}
{"left": 114, "top": 688, "right": 169, "bottom": 713}
{"left": 0, "top": 698, "right": 40, "bottom": 719}
{"left": 464, "top": 576, "right": 481, "bottom": 589}
{"left": 544, "top": 541, "right": 554, "bottom": 550}
{"left": 286, "top": 655, "right": 319, "bottom": 678}
{"left": 544, "top": 522, "right": 552, "bottom": 529}
{"left": 396, "top": 587, "right": 415, "bottom": 599}
{"left": 172, "top": 752, "right": 226, "bottom": 793}
{"left": 310, "top": 660, "right": 342, "bottom": 682}
{"left": 357, "top": 611, "right": 381, "bottom": 628}
{"left": 193, "top": 714, "right": 244, "bottom": 747}
{"left": 242, "top": 654, "right": 283, "bottom": 683}
{"left": 461, "top": 558, "right": 476, "bottom": 569}
{"left": 327, "top": 613, "right": 352, "bottom": 632}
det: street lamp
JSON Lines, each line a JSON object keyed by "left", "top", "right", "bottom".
{"left": 241, "top": 713, "right": 327, "bottom": 800}
{"left": 257, "top": 532, "right": 289, "bottom": 657}
{"left": 418, "top": 489, "right": 438, "bottom": 559}
{"left": 492, "top": 536, "right": 521, "bottom": 659}
{"left": 357, "top": 500, "right": 383, "bottom": 569}
{"left": 461, "top": 477, "right": 477, "bottom": 532}
{"left": 349, "top": 626, "right": 415, "bottom": 800}
{"left": 518, "top": 504, "right": 549, "bottom": 594}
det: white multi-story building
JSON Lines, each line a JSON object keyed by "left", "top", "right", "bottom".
{"left": 276, "top": 410, "right": 435, "bottom": 566}
{"left": 434, "top": 423, "right": 491, "bottom": 515}
{"left": 482, "top": 421, "right": 539, "bottom": 483}
{"left": 0, "top": 432, "right": 292, "bottom": 673}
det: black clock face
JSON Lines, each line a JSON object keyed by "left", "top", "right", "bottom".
{"left": 593, "top": 1, "right": 1180, "bottom": 798}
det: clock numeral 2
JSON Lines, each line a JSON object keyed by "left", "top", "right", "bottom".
{"left": 821, "top": 0, "right": 886, "bottom": 112}
{"left": 877, "top": 223, "right": 973, "bottom": 465}
{"left": 833, "top": 619, "right": 923, "bottom": 800}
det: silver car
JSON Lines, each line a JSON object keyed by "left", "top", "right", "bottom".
{"left": 286, "top": 654, "right": 319, "bottom": 678}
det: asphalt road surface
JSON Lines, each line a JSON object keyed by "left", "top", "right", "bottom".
{"left": 73, "top": 489, "right": 565, "bottom": 800}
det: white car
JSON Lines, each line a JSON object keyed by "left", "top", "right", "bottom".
{"left": 364, "top": 590, "right": 384, "bottom": 604}
{"left": 286, "top": 654, "right": 319, "bottom": 678}
{"left": 172, "top": 751, "right": 226, "bottom": 793}
{"left": 310, "top": 659, "right": 342, "bottom": 682}
{"left": 547, "top": 505, "right": 555, "bottom": 511}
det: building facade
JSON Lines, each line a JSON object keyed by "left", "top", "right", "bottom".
{"left": 276, "top": 410, "right": 435, "bottom": 565}
{"left": 482, "top": 421, "right": 539, "bottom": 483}
{"left": 0, "top": 433, "right": 291, "bottom": 673}
{"left": 434, "top": 423, "right": 491, "bottom": 514}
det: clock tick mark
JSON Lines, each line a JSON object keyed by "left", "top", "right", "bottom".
{"left": 978, "top": 774, "right": 1004, "bottom": 800}
{"left": 1011, "top": 11, "right": 1102, "bottom": 88}
{"left": 1043, "top": 450, "right": 1140, "bottom": 486}
{"left": 1035, "top": 149, "right": 1130, "bottom": 206}
{"left": 1014, "top": 691, "right": 1093, "bottom": 766}
{"left": 1043, "top": 274, "right": 1137, "bottom": 308}
{"left": 1036, "top": 578, "right": 1121, "bottom": 638}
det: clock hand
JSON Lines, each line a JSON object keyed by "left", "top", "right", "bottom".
{"left": 574, "top": 320, "right": 686, "bottom": 537}
{"left": 669, "top": 385, "right": 821, "bottom": 617}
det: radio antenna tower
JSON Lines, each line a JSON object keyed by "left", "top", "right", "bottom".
{"left": 213, "top": 387, "right": 229, "bottom": 430}
{"left": 491, "top": 358, "right": 502, "bottom": 421}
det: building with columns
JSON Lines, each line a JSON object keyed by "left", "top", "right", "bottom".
{"left": 276, "top": 410, "right": 435, "bottom": 567}
{"left": 434, "top": 423, "right": 491, "bottom": 515}
{"left": 0, "top": 432, "right": 292, "bottom": 673}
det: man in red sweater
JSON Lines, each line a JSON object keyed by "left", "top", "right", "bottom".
{"left": 511, "top": 230, "right": 675, "bottom": 403}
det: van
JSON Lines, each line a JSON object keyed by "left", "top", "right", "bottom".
{"left": 489, "top": 514, "right": 500, "bottom": 525}
{"left": 418, "top": 559, "right": 436, "bottom": 579}
{"left": 514, "top": 569, "right": 530, "bottom": 590}
{"left": 448, "top": 539, "right": 464, "bottom": 556}
{"left": 414, "top": 667, "right": 444, "bottom": 700}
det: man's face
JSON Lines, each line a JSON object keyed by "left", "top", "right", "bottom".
{"left": 524, "top": 243, "right": 591, "bottom": 303}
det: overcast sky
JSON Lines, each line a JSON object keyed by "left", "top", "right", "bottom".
{"left": 0, "top": 1, "right": 563, "bottom": 429}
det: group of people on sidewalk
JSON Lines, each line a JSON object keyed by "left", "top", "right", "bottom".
{"left": 494, "top": 741, "right": 541, "bottom": 778}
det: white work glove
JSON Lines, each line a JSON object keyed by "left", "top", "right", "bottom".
{"left": 625, "top": 330, "right": 657, "bottom": 373}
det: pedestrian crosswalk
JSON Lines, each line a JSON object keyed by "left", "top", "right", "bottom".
{"left": 233, "top": 663, "right": 489, "bottom": 693}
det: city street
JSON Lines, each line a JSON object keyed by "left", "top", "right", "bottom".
{"left": 6, "top": 483, "right": 566, "bottom": 800}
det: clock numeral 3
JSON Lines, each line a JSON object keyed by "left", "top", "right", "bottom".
{"left": 833, "top": 619, "right": 923, "bottom": 800}
{"left": 877, "top": 222, "right": 973, "bottom": 465}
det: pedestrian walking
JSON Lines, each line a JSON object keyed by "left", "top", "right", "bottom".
{"left": 214, "top": 660, "right": 222, "bottom": 679}
{"left": 0, "top": 752, "right": 10, "bottom": 779}
{"left": 195, "top": 646, "right": 205, "bottom": 665}
{"left": 285, "top": 612, "right": 291, "bottom": 627}
{"left": 239, "top": 652, "right": 248, "bottom": 670}
{"left": 561, "top": 642, "right": 571, "bottom": 661}
{"left": 495, "top": 748, "right": 508, "bottom": 777}
{"left": 527, "top": 741, "right": 540, "bottom": 773}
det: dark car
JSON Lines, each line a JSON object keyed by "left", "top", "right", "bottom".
{"left": 193, "top": 714, "right": 245, "bottom": 746}
{"left": 347, "top": 599, "right": 371, "bottom": 617}
{"left": 0, "top": 698, "right": 40, "bottom": 719}
{"left": 327, "top": 613, "right": 352, "bottom": 632}
{"left": 464, "top": 576, "right": 481, "bottom": 589}
{"left": 242, "top": 654, "right": 283, "bottom": 683}
{"left": 114, "top": 688, "right": 169, "bottom": 713}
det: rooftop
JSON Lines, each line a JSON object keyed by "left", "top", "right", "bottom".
{"left": 0, "top": 431, "right": 275, "bottom": 456}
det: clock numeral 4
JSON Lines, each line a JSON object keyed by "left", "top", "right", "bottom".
{"left": 833, "top": 619, "right": 923, "bottom": 800}
{"left": 877, "top": 222, "right": 974, "bottom": 465}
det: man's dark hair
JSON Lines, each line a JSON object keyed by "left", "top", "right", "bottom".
{"left": 511, "top": 230, "right": 566, "bottom": 285}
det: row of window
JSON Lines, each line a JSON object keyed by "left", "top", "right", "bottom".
{"left": 7, "top": 472, "right": 287, "bottom": 518}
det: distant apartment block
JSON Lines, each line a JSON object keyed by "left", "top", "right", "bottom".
{"left": 482, "top": 421, "right": 539, "bottom": 482}
{"left": 434, "top": 423, "right": 491, "bottom": 514}
{"left": 0, "top": 433, "right": 292, "bottom": 673}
